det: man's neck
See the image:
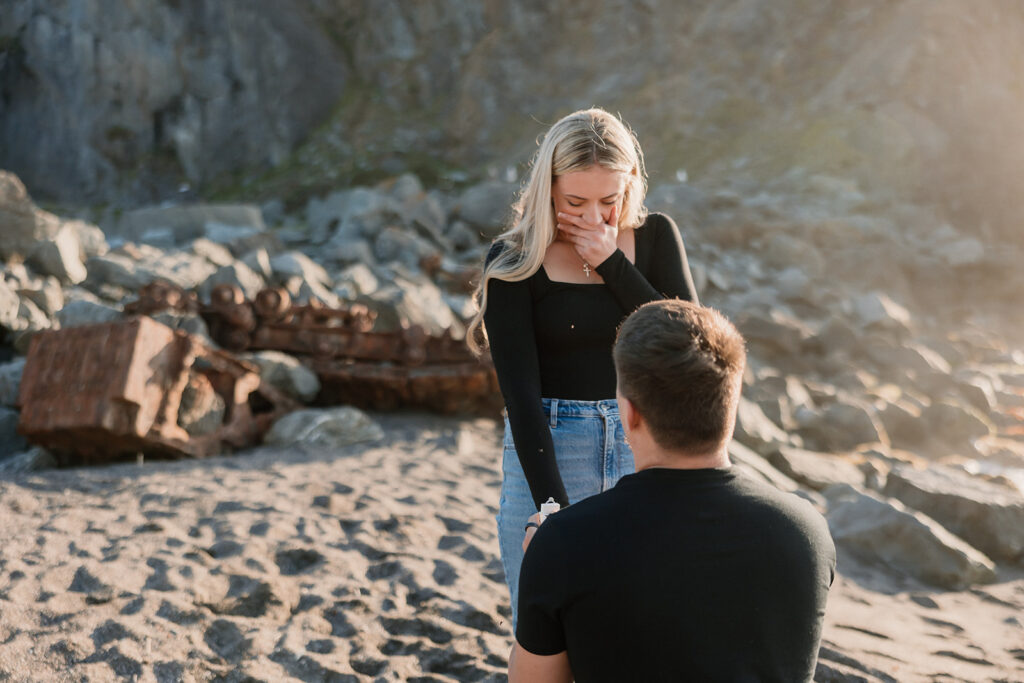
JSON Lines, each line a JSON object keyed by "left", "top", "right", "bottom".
{"left": 634, "top": 445, "right": 731, "bottom": 472}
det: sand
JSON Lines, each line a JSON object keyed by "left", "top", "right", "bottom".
{"left": 0, "top": 413, "right": 1021, "bottom": 682}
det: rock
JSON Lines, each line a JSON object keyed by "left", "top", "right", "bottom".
{"left": 187, "top": 238, "right": 235, "bottom": 268}
{"left": 263, "top": 406, "right": 383, "bottom": 449}
{"left": 920, "top": 400, "right": 994, "bottom": 447}
{"left": 759, "top": 232, "right": 825, "bottom": 278}
{"left": 17, "top": 277, "right": 64, "bottom": 317}
{"left": 324, "top": 238, "right": 377, "bottom": 267}
{"left": 883, "top": 464, "right": 1024, "bottom": 565}
{"left": 774, "top": 266, "right": 811, "bottom": 301}
{"left": 849, "top": 292, "right": 912, "bottom": 332}
{"left": 0, "top": 171, "right": 61, "bottom": 259}
{"left": 453, "top": 181, "right": 517, "bottom": 238}
{"left": 270, "top": 251, "right": 332, "bottom": 289}
{"left": 241, "top": 248, "right": 273, "bottom": 281}
{"left": 798, "top": 399, "right": 886, "bottom": 452}
{"left": 27, "top": 223, "right": 88, "bottom": 284}
{"left": 865, "top": 340, "right": 951, "bottom": 379}
{"left": 238, "top": 351, "right": 320, "bottom": 404}
{"left": 0, "top": 406, "right": 28, "bottom": 459}
{"left": 0, "top": 359, "right": 26, "bottom": 408}
{"left": 150, "top": 311, "right": 215, "bottom": 348}
{"left": 876, "top": 400, "right": 926, "bottom": 448}
{"left": 85, "top": 244, "right": 217, "bottom": 292}
{"left": 118, "top": 204, "right": 265, "bottom": 246}
{"left": 309, "top": 187, "right": 403, "bottom": 244}
{"left": 374, "top": 227, "right": 441, "bottom": 272}
{"left": 334, "top": 263, "right": 380, "bottom": 301}
{"left": 199, "top": 262, "right": 265, "bottom": 302}
{"left": 0, "top": 279, "right": 21, "bottom": 332}
{"left": 66, "top": 219, "right": 109, "bottom": 260}
{"left": 734, "top": 397, "right": 798, "bottom": 455}
{"left": 363, "top": 274, "right": 464, "bottom": 337}
{"left": 767, "top": 447, "right": 865, "bottom": 491}
{"left": 205, "top": 222, "right": 281, "bottom": 257}
{"left": 734, "top": 308, "right": 814, "bottom": 358}
{"left": 177, "top": 372, "right": 225, "bottom": 436}
{"left": 445, "top": 220, "right": 481, "bottom": 252}
{"left": 56, "top": 300, "right": 123, "bottom": 329}
{"left": 824, "top": 484, "right": 996, "bottom": 589}
{"left": 728, "top": 440, "right": 812, "bottom": 501}
{"left": 0, "top": 446, "right": 57, "bottom": 473}
{"left": 934, "top": 236, "right": 985, "bottom": 267}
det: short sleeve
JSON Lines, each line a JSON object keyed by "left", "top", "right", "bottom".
{"left": 515, "top": 521, "right": 569, "bottom": 655}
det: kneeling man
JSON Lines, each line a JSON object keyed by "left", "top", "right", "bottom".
{"left": 510, "top": 300, "right": 836, "bottom": 682}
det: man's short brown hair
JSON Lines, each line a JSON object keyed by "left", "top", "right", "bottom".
{"left": 614, "top": 300, "right": 747, "bottom": 455}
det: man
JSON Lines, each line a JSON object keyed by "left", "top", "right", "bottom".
{"left": 509, "top": 300, "right": 836, "bottom": 682}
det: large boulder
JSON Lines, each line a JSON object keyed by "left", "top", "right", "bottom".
{"left": 453, "top": 181, "right": 517, "bottom": 239}
{"left": 825, "top": 485, "right": 996, "bottom": 590}
{"left": 363, "top": 273, "right": 464, "bottom": 337}
{"left": 882, "top": 465, "right": 1024, "bottom": 566}
{"left": 767, "top": 447, "right": 865, "bottom": 491}
{"left": 0, "top": 171, "right": 61, "bottom": 259}
{"left": 85, "top": 244, "right": 217, "bottom": 292}
{"left": 199, "top": 262, "right": 266, "bottom": 302}
{"left": 0, "top": 279, "right": 20, "bottom": 332}
{"left": 849, "top": 291, "right": 912, "bottom": 332}
{"left": 263, "top": 406, "right": 383, "bottom": 449}
{"left": 919, "top": 400, "right": 994, "bottom": 447}
{"left": 0, "top": 446, "right": 57, "bottom": 473}
{"left": 270, "top": 251, "right": 332, "bottom": 289}
{"left": 309, "top": 186, "right": 403, "bottom": 244}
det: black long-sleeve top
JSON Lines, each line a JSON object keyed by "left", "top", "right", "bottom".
{"left": 483, "top": 212, "right": 698, "bottom": 509}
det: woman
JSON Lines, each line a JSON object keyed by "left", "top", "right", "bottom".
{"left": 467, "top": 108, "right": 699, "bottom": 625}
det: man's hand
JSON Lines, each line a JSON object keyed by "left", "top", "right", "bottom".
{"left": 522, "top": 511, "right": 544, "bottom": 552}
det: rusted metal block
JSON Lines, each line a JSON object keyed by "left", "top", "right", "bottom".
{"left": 310, "top": 358, "right": 501, "bottom": 415}
{"left": 17, "top": 316, "right": 294, "bottom": 462}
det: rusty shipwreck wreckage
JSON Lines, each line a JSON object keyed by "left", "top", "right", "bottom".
{"left": 17, "top": 281, "right": 498, "bottom": 462}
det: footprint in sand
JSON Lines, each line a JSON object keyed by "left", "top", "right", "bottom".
{"left": 275, "top": 548, "right": 324, "bottom": 575}
{"left": 203, "top": 618, "right": 252, "bottom": 664}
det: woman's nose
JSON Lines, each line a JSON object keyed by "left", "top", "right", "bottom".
{"left": 583, "top": 204, "right": 603, "bottom": 225}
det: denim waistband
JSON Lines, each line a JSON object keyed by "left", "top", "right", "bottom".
{"left": 541, "top": 397, "right": 619, "bottom": 417}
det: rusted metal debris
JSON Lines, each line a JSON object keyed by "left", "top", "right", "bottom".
{"left": 125, "top": 281, "right": 501, "bottom": 414}
{"left": 17, "top": 316, "right": 296, "bottom": 462}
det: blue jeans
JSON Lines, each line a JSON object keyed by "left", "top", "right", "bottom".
{"left": 497, "top": 398, "right": 635, "bottom": 631}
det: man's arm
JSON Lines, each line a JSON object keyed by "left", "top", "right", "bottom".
{"left": 509, "top": 642, "right": 572, "bottom": 683}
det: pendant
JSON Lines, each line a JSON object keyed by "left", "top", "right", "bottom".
{"left": 583, "top": 262, "right": 591, "bottom": 277}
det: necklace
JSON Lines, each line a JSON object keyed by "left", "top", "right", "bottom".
{"left": 574, "top": 251, "right": 592, "bottom": 277}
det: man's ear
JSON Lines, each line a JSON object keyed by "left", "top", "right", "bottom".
{"left": 617, "top": 390, "right": 642, "bottom": 433}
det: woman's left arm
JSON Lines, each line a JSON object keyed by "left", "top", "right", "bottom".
{"left": 594, "top": 212, "right": 699, "bottom": 312}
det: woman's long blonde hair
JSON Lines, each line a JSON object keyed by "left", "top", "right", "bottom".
{"left": 467, "top": 108, "right": 648, "bottom": 354}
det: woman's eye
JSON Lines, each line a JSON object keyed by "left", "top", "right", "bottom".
{"left": 601, "top": 200, "right": 617, "bottom": 206}
{"left": 567, "top": 201, "right": 582, "bottom": 207}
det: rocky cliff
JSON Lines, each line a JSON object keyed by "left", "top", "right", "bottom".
{"left": 3, "top": 0, "right": 1024, "bottom": 238}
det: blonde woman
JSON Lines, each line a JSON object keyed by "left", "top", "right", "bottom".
{"left": 468, "top": 108, "right": 699, "bottom": 627}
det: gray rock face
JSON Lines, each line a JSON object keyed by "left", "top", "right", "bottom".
{"left": 1, "top": 1, "right": 346, "bottom": 202}
{"left": 0, "top": 279, "right": 20, "bottom": 332}
{"left": 177, "top": 372, "right": 225, "bottom": 436}
{"left": 919, "top": 400, "right": 994, "bottom": 446}
{"left": 238, "top": 351, "right": 320, "bottom": 404}
{"left": 85, "top": 244, "right": 217, "bottom": 292}
{"left": 263, "top": 406, "right": 383, "bottom": 449}
{"left": 825, "top": 485, "right": 996, "bottom": 590}
{"left": 270, "top": 251, "right": 332, "bottom": 289}
{"left": 882, "top": 465, "right": 1024, "bottom": 565}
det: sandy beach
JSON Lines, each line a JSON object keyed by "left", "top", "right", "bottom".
{"left": 0, "top": 413, "right": 1021, "bottom": 682}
